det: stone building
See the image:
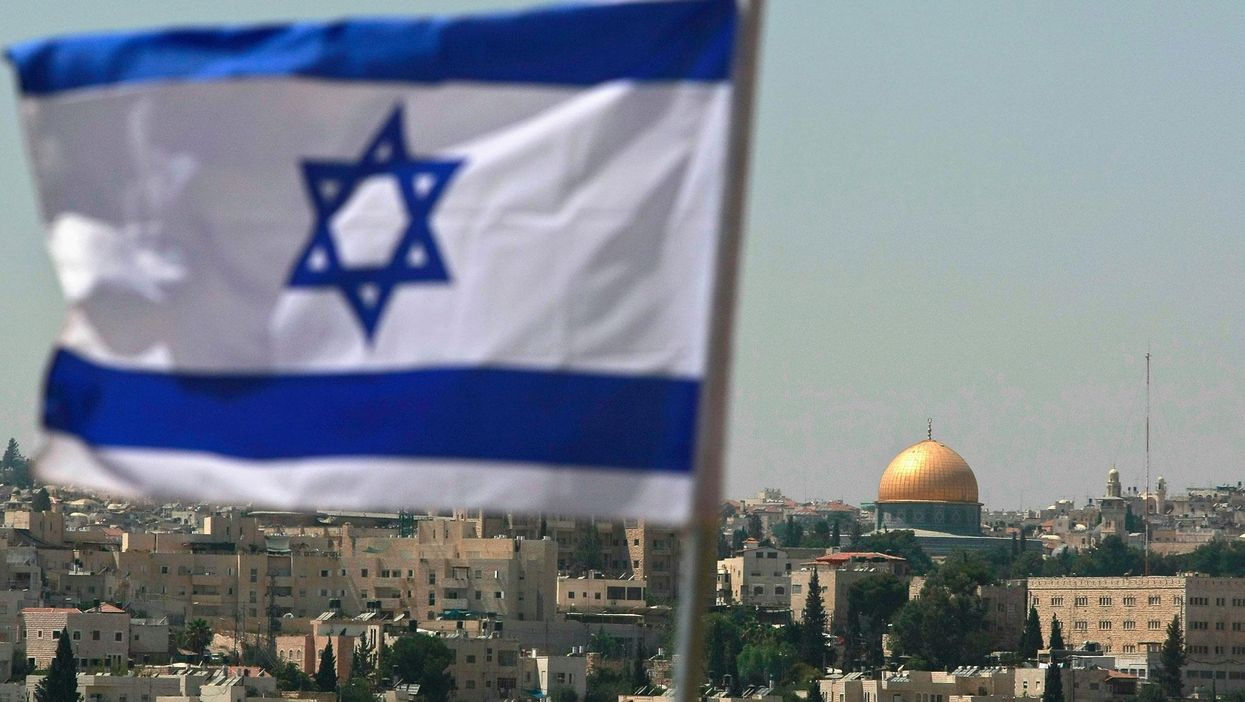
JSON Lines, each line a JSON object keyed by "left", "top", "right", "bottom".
{"left": 1030, "top": 575, "right": 1245, "bottom": 690}
{"left": 717, "top": 543, "right": 799, "bottom": 608}
{"left": 21, "top": 605, "right": 130, "bottom": 670}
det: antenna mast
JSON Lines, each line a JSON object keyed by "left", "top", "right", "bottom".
{"left": 1145, "top": 351, "right": 1151, "bottom": 576}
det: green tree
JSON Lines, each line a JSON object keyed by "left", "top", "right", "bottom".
{"left": 352, "top": 636, "right": 375, "bottom": 682}
{"left": 585, "top": 668, "right": 632, "bottom": 702}
{"left": 811, "top": 520, "right": 831, "bottom": 547}
{"left": 31, "top": 488, "right": 52, "bottom": 513}
{"left": 1077, "top": 536, "right": 1145, "bottom": 576}
{"left": 1019, "top": 606, "right": 1044, "bottom": 659}
{"left": 35, "top": 629, "right": 80, "bottom": 702}
{"left": 316, "top": 639, "right": 338, "bottom": 692}
{"left": 848, "top": 520, "right": 862, "bottom": 548}
{"left": 588, "top": 628, "right": 623, "bottom": 658}
{"left": 782, "top": 517, "right": 804, "bottom": 547}
{"left": 747, "top": 514, "right": 764, "bottom": 541}
{"left": 706, "top": 613, "right": 741, "bottom": 687}
{"left": 1135, "top": 684, "right": 1167, "bottom": 702}
{"left": 1, "top": 439, "right": 32, "bottom": 488}
{"left": 890, "top": 581, "right": 989, "bottom": 670}
{"left": 798, "top": 569, "right": 828, "bottom": 668}
{"left": 275, "top": 661, "right": 316, "bottom": 692}
{"left": 382, "top": 635, "right": 453, "bottom": 702}
{"left": 552, "top": 687, "right": 579, "bottom": 702}
{"left": 847, "top": 530, "right": 933, "bottom": 575}
{"left": 338, "top": 677, "right": 377, "bottom": 702}
{"left": 830, "top": 522, "right": 841, "bottom": 547}
{"left": 847, "top": 573, "right": 908, "bottom": 670}
{"left": 925, "top": 552, "right": 995, "bottom": 594}
{"left": 181, "top": 619, "right": 212, "bottom": 662}
{"left": 1041, "top": 663, "right": 1063, "bottom": 702}
{"left": 1048, "top": 615, "right": 1065, "bottom": 652}
{"left": 806, "top": 679, "right": 824, "bottom": 702}
{"left": 732, "top": 529, "right": 747, "bottom": 553}
{"left": 1157, "top": 616, "right": 1185, "bottom": 699}
{"left": 572, "top": 528, "right": 605, "bottom": 574}
{"left": 737, "top": 641, "right": 796, "bottom": 686}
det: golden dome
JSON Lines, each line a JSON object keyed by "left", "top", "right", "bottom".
{"left": 878, "top": 439, "right": 979, "bottom": 504}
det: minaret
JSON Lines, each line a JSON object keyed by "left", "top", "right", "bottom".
{"left": 1107, "top": 466, "right": 1122, "bottom": 498}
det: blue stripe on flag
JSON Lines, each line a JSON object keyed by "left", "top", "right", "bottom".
{"left": 7, "top": 0, "right": 734, "bottom": 96}
{"left": 42, "top": 349, "right": 699, "bottom": 472}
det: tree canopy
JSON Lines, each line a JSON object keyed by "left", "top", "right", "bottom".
{"left": 381, "top": 635, "right": 453, "bottom": 702}
{"left": 890, "top": 577, "right": 989, "bottom": 670}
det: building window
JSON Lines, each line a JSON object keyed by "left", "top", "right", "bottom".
{"left": 1074, "top": 621, "right": 1088, "bottom": 631}
{"left": 1123, "top": 620, "right": 1136, "bottom": 630}
{"left": 1075, "top": 596, "right": 1088, "bottom": 607}
{"left": 73, "top": 631, "right": 81, "bottom": 641}
{"left": 1123, "top": 596, "right": 1136, "bottom": 606}
{"left": 1099, "top": 621, "right": 1112, "bottom": 630}
{"left": 361, "top": 569, "right": 369, "bottom": 578}
{"left": 1099, "top": 597, "right": 1112, "bottom": 606}
{"left": 1149, "top": 620, "right": 1162, "bottom": 630}
{"left": 1051, "top": 597, "right": 1064, "bottom": 606}
{"left": 115, "top": 632, "right": 122, "bottom": 642}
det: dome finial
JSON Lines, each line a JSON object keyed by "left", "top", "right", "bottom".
{"left": 927, "top": 417, "right": 933, "bottom": 441}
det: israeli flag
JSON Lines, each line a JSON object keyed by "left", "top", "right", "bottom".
{"left": 8, "top": 0, "right": 736, "bottom": 522}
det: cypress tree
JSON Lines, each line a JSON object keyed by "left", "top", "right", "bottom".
{"left": 1041, "top": 663, "right": 1063, "bottom": 702}
{"left": 316, "top": 640, "right": 338, "bottom": 692}
{"left": 1048, "top": 615, "right": 1065, "bottom": 652}
{"left": 1158, "top": 616, "right": 1186, "bottom": 699}
{"left": 1019, "top": 606, "right": 1044, "bottom": 659}
{"left": 35, "top": 629, "right": 79, "bottom": 702}
{"left": 831, "top": 521, "right": 841, "bottom": 548}
{"left": 799, "top": 568, "right": 828, "bottom": 668}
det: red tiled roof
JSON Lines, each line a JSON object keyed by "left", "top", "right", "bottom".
{"left": 21, "top": 608, "right": 78, "bottom": 613}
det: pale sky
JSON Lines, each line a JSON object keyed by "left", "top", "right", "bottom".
{"left": 1, "top": 2, "right": 1243, "bottom": 510}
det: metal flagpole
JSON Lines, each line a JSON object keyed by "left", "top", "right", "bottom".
{"left": 673, "top": 2, "right": 765, "bottom": 702}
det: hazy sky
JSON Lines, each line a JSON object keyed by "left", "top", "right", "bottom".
{"left": 2, "top": 2, "right": 1243, "bottom": 510}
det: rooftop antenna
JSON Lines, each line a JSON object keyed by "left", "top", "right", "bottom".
{"left": 1145, "top": 351, "right": 1151, "bottom": 576}
{"left": 927, "top": 418, "right": 933, "bottom": 441}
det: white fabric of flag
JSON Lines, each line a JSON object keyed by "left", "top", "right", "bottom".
{"left": 7, "top": 0, "right": 735, "bottom": 523}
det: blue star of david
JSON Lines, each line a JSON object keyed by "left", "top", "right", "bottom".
{"left": 287, "top": 107, "right": 462, "bottom": 341}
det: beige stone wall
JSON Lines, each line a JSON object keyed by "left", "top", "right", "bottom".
{"left": 21, "top": 609, "right": 129, "bottom": 670}
{"left": 1029, "top": 575, "right": 1245, "bottom": 690}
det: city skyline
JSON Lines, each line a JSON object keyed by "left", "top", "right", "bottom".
{"left": 2, "top": 2, "right": 1244, "bottom": 510}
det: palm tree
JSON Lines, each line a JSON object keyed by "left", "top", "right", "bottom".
{"left": 182, "top": 619, "right": 212, "bottom": 663}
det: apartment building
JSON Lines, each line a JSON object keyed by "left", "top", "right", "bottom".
{"left": 519, "top": 650, "right": 588, "bottom": 701}
{"left": 22, "top": 606, "right": 130, "bottom": 670}
{"left": 625, "top": 522, "right": 679, "bottom": 601}
{"left": 717, "top": 543, "right": 798, "bottom": 608}
{"left": 557, "top": 574, "right": 646, "bottom": 612}
{"left": 820, "top": 666, "right": 1136, "bottom": 702}
{"left": 439, "top": 634, "right": 523, "bottom": 702}
{"left": 1030, "top": 575, "right": 1245, "bottom": 690}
